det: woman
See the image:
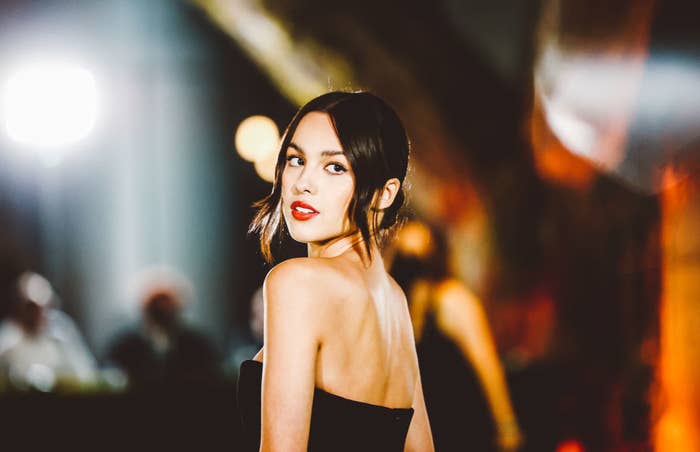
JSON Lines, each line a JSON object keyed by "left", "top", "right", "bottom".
{"left": 389, "top": 221, "right": 523, "bottom": 452}
{"left": 238, "top": 91, "right": 434, "bottom": 451}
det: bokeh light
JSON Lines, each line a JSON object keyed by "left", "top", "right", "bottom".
{"left": 396, "top": 221, "right": 433, "bottom": 258}
{"left": 2, "top": 61, "right": 98, "bottom": 153}
{"left": 19, "top": 272, "right": 54, "bottom": 307}
{"left": 234, "top": 115, "right": 279, "bottom": 162}
{"left": 556, "top": 439, "right": 585, "bottom": 452}
{"left": 254, "top": 147, "right": 278, "bottom": 183}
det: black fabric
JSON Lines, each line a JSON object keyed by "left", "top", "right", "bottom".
{"left": 237, "top": 359, "right": 414, "bottom": 451}
{"left": 417, "top": 308, "right": 496, "bottom": 451}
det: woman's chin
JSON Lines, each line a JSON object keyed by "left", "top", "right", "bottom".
{"left": 287, "top": 227, "right": 337, "bottom": 246}
{"left": 286, "top": 228, "right": 317, "bottom": 244}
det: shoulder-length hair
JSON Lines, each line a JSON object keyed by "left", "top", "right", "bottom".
{"left": 249, "top": 91, "right": 410, "bottom": 264}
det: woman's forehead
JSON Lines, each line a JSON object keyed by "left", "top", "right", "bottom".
{"left": 290, "top": 111, "right": 344, "bottom": 154}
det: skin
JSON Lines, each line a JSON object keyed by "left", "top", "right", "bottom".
{"left": 253, "top": 112, "right": 434, "bottom": 452}
{"left": 410, "top": 278, "right": 523, "bottom": 451}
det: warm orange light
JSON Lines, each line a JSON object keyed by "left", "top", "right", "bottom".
{"left": 235, "top": 115, "right": 279, "bottom": 162}
{"left": 556, "top": 439, "right": 585, "bottom": 452}
{"left": 655, "top": 172, "right": 700, "bottom": 452}
{"left": 528, "top": 97, "right": 596, "bottom": 190}
{"left": 396, "top": 221, "right": 432, "bottom": 258}
{"left": 254, "top": 149, "right": 278, "bottom": 183}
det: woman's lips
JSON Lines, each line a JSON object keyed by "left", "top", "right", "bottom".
{"left": 290, "top": 200, "right": 319, "bottom": 221}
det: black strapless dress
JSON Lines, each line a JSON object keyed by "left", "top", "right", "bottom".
{"left": 237, "top": 360, "right": 414, "bottom": 451}
{"left": 417, "top": 309, "right": 495, "bottom": 451}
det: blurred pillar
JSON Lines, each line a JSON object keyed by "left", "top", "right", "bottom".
{"left": 656, "top": 166, "right": 700, "bottom": 451}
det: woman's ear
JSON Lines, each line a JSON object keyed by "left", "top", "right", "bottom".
{"left": 377, "top": 178, "right": 401, "bottom": 210}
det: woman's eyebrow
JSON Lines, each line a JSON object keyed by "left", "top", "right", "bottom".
{"left": 288, "top": 142, "right": 305, "bottom": 153}
{"left": 288, "top": 142, "right": 344, "bottom": 157}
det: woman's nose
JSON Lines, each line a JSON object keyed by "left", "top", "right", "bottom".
{"left": 293, "top": 168, "right": 315, "bottom": 194}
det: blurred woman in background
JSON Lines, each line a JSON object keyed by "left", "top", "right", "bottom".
{"left": 388, "top": 220, "right": 523, "bottom": 451}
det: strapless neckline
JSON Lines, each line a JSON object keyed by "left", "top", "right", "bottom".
{"left": 241, "top": 359, "right": 414, "bottom": 413}
{"left": 237, "top": 358, "right": 415, "bottom": 451}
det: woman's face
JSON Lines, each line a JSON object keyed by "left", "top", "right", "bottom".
{"left": 281, "top": 111, "right": 356, "bottom": 245}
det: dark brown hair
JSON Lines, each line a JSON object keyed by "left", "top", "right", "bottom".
{"left": 390, "top": 222, "right": 450, "bottom": 293}
{"left": 249, "top": 91, "right": 410, "bottom": 264}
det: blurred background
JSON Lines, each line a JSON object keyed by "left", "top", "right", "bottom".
{"left": 0, "top": 0, "right": 697, "bottom": 450}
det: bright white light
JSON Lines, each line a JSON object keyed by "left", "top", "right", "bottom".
{"left": 254, "top": 148, "right": 278, "bottom": 183}
{"left": 2, "top": 62, "right": 98, "bottom": 153}
{"left": 235, "top": 115, "right": 279, "bottom": 162}
{"left": 18, "top": 272, "right": 54, "bottom": 307}
{"left": 25, "top": 363, "right": 56, "bottom": 392}
{"left": 541, "top": 90, "right": 597, "bottom": 160}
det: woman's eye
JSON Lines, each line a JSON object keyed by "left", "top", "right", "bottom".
{"left": 325, "top": 163, "right": 347, "bottom": 175}
{"left": 287, "top": 156, "right": 303, "bottom": 166}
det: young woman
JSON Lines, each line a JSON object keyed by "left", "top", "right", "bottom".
{"left": 389, "top": 221, "right": 523, "bottom": 452}
{"left": 237, "top": 92, "right": 434, "bottom": 451}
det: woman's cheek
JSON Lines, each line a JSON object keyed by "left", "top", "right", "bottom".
{"left": 339, "top": 184, "right": 355, "bottom": 228}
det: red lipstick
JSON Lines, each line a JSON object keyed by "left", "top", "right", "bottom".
{"left": 290, "top": 201, "right": 319, "bottom": 221}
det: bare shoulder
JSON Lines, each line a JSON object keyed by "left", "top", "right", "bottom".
{"left": 264, "top": 257, "right": 354, "bottom": 308}
{"left": 266, "top": 257, "right": 352, "bottom": 287}
{"left": 265, "top": 257, "right": 323, "bottom": 285}
{"left": 261, "top": 258, "right": 347, "bottom": 347}
{"left": 436, "top": 278, "right": 478, "bottom": 304}
{"left": 434, "top": 278, "right": 485, "bottom": 323}
{"left": 387, "top": 274, "right": 409, "bottom": 305}
{"left": 386, "top": 274, "right": 416, "bottom": 333}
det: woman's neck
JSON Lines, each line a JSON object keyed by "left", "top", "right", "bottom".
{"left": 307, "top": 230, "right": 377, "bottom": 266}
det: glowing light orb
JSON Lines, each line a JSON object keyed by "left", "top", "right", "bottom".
{"left": 397, "top": 221, "right": 433, "bottom": 257}
{"left": 19, "top": 272, "right": 53, "bottom": 306}
{"left": 254, "top": 148, "right": 279, "bottom": 183}
{"left": 556, "top": 439, "right": 585, "bottom": 452}
{"left": 235, "top": 115, "right": 279, "bottom": 162}
{"left": 2, "top": 62, "right": 98, "bottom": 151}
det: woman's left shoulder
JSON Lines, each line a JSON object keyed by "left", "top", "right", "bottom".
{"left": 435, "top": 278, "right": 482, "bottom": 314}
{"left": 436, "top": 278, "right": 475, "bottom": 298}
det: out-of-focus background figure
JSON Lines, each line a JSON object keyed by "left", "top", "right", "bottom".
{"left": 106, "top": 268, "right": 220, "bottom": 389}
{"left": 0, "top": 272, "right": 98, "bottom": 391}
{"left": 388, "top": 221, "right": 523, "bottom": 452}
{"left": 225, "top": 286, "right": 264, "bottom": 379}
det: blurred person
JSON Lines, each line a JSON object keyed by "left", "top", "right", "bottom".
{"left": 106, "top": 269, "right": 219, "bottom": 389}
{"left": 0, "top": 242, "right": 23, "bottom": 323}
{"left": 239, "top": 91, "right": 433, "bottom": 451}
{"left": 0, "top": 272, "right": 98, "bottom": 391}
{"left": 225, "top": 286, "right": 264, "bottom": 379}
{"left": 388, "top": 220, "right": 523, "bottom": 452}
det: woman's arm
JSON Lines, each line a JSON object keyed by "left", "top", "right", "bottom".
{"left": 260, "top": 259, "right": 327, "bottom": 452}
{"left": 402, "top": 283, "right": 434, "bottom": 452}
{"left": 435, "top": 280, "right": 523, "bottom": 451}
{"left": 404, "top": 371, "right": 435, "bottom": 452}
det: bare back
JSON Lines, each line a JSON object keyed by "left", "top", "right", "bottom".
{"left": 314, "top": 254, "right": 419, "bottom": 408}
{"left": 254, "top": 254, "right": 419, "bottom": 409}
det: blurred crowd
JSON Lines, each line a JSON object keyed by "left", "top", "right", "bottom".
{"left": 0, "top": 216, "right": 656, "bottom": 452}
{"left": 0, "top": 267, "right": 226, "bottom": 393}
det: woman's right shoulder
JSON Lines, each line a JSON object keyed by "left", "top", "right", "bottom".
{"left": 387, "top": 274, "right": 409, "bottom": 304}
{"left": 266, "top": 257, "right": 317, "bottom": 279}
{"left": 265, "top": 257, "right": 342, "bottom": 282}
{"left": 263, "top": 258, "right": 351, "bottom": 305}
